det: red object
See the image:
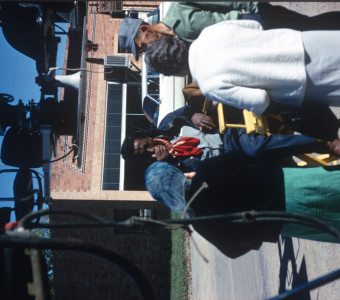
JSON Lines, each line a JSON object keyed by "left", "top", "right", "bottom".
{"left": 4, "top": 221, "right": 19, "bottom": 230}
{"left": 154, "top": 137, "right": 202, "bottom": 157}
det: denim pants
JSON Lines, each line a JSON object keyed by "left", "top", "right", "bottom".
{"left": 223, "top": 128, "right": 326, "bottom": 160}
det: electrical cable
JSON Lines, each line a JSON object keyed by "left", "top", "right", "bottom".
{"left": 54, "top": 23, "right": 67, "bottom": 35}
{"left": 14, "top": 190, "right": 38, "bottom": 202}
{"left": 0, "top": 146, "right": 75, "bottom": 167}
{"left": 42, "top": 146, "right": 75, "bottom": 164}
{"left": 20, "top": 209, "right": 340, "bottom": 241}
{"left": 18, "top": 209, "right": 108, "bottom": 229}
{"left": 0, "top": 93, "right": 14, "bottom": 103}
{"left": 14, "top": 208, "right": 340, "bottom": 299}
{"left": 47, "top": 66, "right": 114, "bottom": 75}
{"left": 0, "top": 235, "right": 155, "bottom": 300}
{"left": 30, "top": 169, "right": 44, "bottom": 211}
{"left": 269, "top": 268, "right": 340, "bottom": 300}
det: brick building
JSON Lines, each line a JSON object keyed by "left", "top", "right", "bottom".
{"left": 49, "top": 2, "right": 173, "bottom": 299}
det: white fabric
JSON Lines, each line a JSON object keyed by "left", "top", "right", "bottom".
{"left": 302, "top": 31, "right": 340, "bottom": 106}
{"left": 189, "top": 20, "right": 307, "bottom": 114}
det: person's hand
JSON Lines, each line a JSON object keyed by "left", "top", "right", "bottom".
{"left": 327, "top": 139, "right": 340, "bottom": 155}
{"left": 152, "top": 145, "right": 170, "bottom": 160}
{"left": 191, "top": 113, "right": 215, "bottom": 131}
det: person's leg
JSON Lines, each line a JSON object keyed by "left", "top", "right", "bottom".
{"left": 302, "top": 11, "right": 340, "bottom": 31}
{"left": 257, "top": 3, "right": 308, "bottom": 30}
{"left": 226, "top": 128, "right": 329, "bottom": 160}
{"left": 258, "top": 3, "right": 340, "bottom": 31}
{"left": 302, "top": 31, "right": 340, "bottom": 107}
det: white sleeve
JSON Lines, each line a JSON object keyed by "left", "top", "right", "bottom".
{"left": 204, "top": 85, "right": 270, "bottom": 114}
{"left": 214, "top": 19, "right": 263, "bottom": 31}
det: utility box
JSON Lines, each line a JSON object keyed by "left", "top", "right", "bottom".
{"left": 104, "top": 55, "right": 130, "bottom": 82}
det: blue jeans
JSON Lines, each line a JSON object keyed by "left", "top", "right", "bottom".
{"left": 223, "top": 128, "right": 325, "bottom": 160}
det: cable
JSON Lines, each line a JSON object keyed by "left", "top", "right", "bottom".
{"left": 269, "top": 268, "right": 340, "bottom": 300}
{"left": 54, "top": 23, "right": 67, "bottom": 35}
{"left": 42, "top": 146, "right": 75, "bottom": 164}
{"left": 0, "top": 93, "right": 14, "bottom": 103}
{"left": 20, "top": 209, "right": 340, "bottom": 242}
{"left": 19, "top": 210, "right": 186, "bottom": 231}
{"left": 47, "top": 66, "right": 114, "bottom": 75}
{"left": 163, "top": 211, "right": 340, "bottom": 241}
{"left": 0, "top": 235, "right": 155, "bottom": 300}
{"left": 14, "top": 189, "right": 38, "bottom": 202}
{"left": 18, "top": 209, "right": 108, "bottom": 229}
{"left": 71, "top": 143, "right": 79, "bottom": 161}
{"left": 15, "top": 208, "right": 340, "bottom": 299}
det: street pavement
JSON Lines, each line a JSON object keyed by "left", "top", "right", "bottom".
{"left": 188, "top": 3, "right": 340, "bottom": 300}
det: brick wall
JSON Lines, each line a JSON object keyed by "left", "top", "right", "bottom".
{"left": 50, "top": 2, "right": 153, "bottom": 200}
{"left": 51, "top": 199, "right": 171, "bottom": 300}
{"left": 50, "top": 3, "right": 172, "bottom": 299}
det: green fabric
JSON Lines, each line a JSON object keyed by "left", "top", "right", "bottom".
{"left": 281, "top": 166, "right": 340, "bottom": 243}
{"left": 161, "top": 2, "right": 258, "bottom": 43}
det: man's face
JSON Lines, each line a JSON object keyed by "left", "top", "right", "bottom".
{"left": 134, "top": 26, "right": 163, "bottom": 54}
{"left": 133, "top": 137, "right": 154, "bottom": 156}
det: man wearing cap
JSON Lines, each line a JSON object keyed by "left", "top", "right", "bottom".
{"left": 118, "top": 2, "right": 340, "bottom": 60}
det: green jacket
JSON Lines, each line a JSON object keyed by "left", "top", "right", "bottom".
{"left": 161, "top": 2, "right": 258, "bottom": 43}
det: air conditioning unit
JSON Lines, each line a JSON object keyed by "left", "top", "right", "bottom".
{"left": 104, "top": 55, "right": 130, "bottom": 82}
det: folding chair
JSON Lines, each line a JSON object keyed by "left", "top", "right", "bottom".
{"left": 217, "top": 103, "right": 271, "bottom": 136}
{"left": 295, "top": 153, "right": 339, "bottom": 166}
{"left": 217, "top": 103, "right": 340, "bottom": 167}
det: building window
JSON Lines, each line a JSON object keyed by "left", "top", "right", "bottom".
{"left": 102, "top": 83, "right": 151, "bottom": 191}
{"left": 102, "top": 83, "right": 124, "bottom": 190}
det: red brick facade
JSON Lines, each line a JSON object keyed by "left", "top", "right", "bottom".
{"left": 50, "top": 2, "right": 171, "bottom": 299}
{"left": 52, "top": 199, "right": 171, "bottom": 300}
{"left": 50, "top": 2, "right": 155, "bottom": 199}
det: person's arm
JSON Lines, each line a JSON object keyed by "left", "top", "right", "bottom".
{"left": 220, "top": 19, "right": 263, "bottom": 30}
{"left": 191, "top": 2, "right": 257, "bottom": 12}
{"left": 151, "top": 144, "right": 197, "bottom": 172}
{"left": 205, "top": 85, "right": 270, "bottom": 114}
{"left": 158, "top": 106, "right": 195, "bottom": 130}
{"left": 158, "top": 104, "right": 216, "bottom": 131}
{"left": 161, "top": 2, "right": 257, "bottom": 42}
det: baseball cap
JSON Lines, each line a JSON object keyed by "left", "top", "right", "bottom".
{"left": 118, "top": 18, "right": 143, "bottom": 60}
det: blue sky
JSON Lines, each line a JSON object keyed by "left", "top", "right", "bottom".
{"left": 0, "top": 23, "right": 68, "bottom": 218}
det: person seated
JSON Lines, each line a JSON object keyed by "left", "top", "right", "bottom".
{"left": 144, "top": 20, "right": 340, "bottom": 114}
{"left": 121, "top": 101, "right": 340, "bottom": 173}
{"left": 145, "top": 158, "right": 340, "bottom": 258}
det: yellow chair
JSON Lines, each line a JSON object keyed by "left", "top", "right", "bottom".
{"left": 217, "top": 103, "right": 339, "bottom": 167}
{"left": 295, "top": 153, "right": 339, "bottom": 166}
{"left": 217, "top": 103, "right": 270, "bottom": 135}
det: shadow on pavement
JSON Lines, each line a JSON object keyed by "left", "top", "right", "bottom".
{"left": 278, "top": 236, "right": 310, "bottom": 300}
